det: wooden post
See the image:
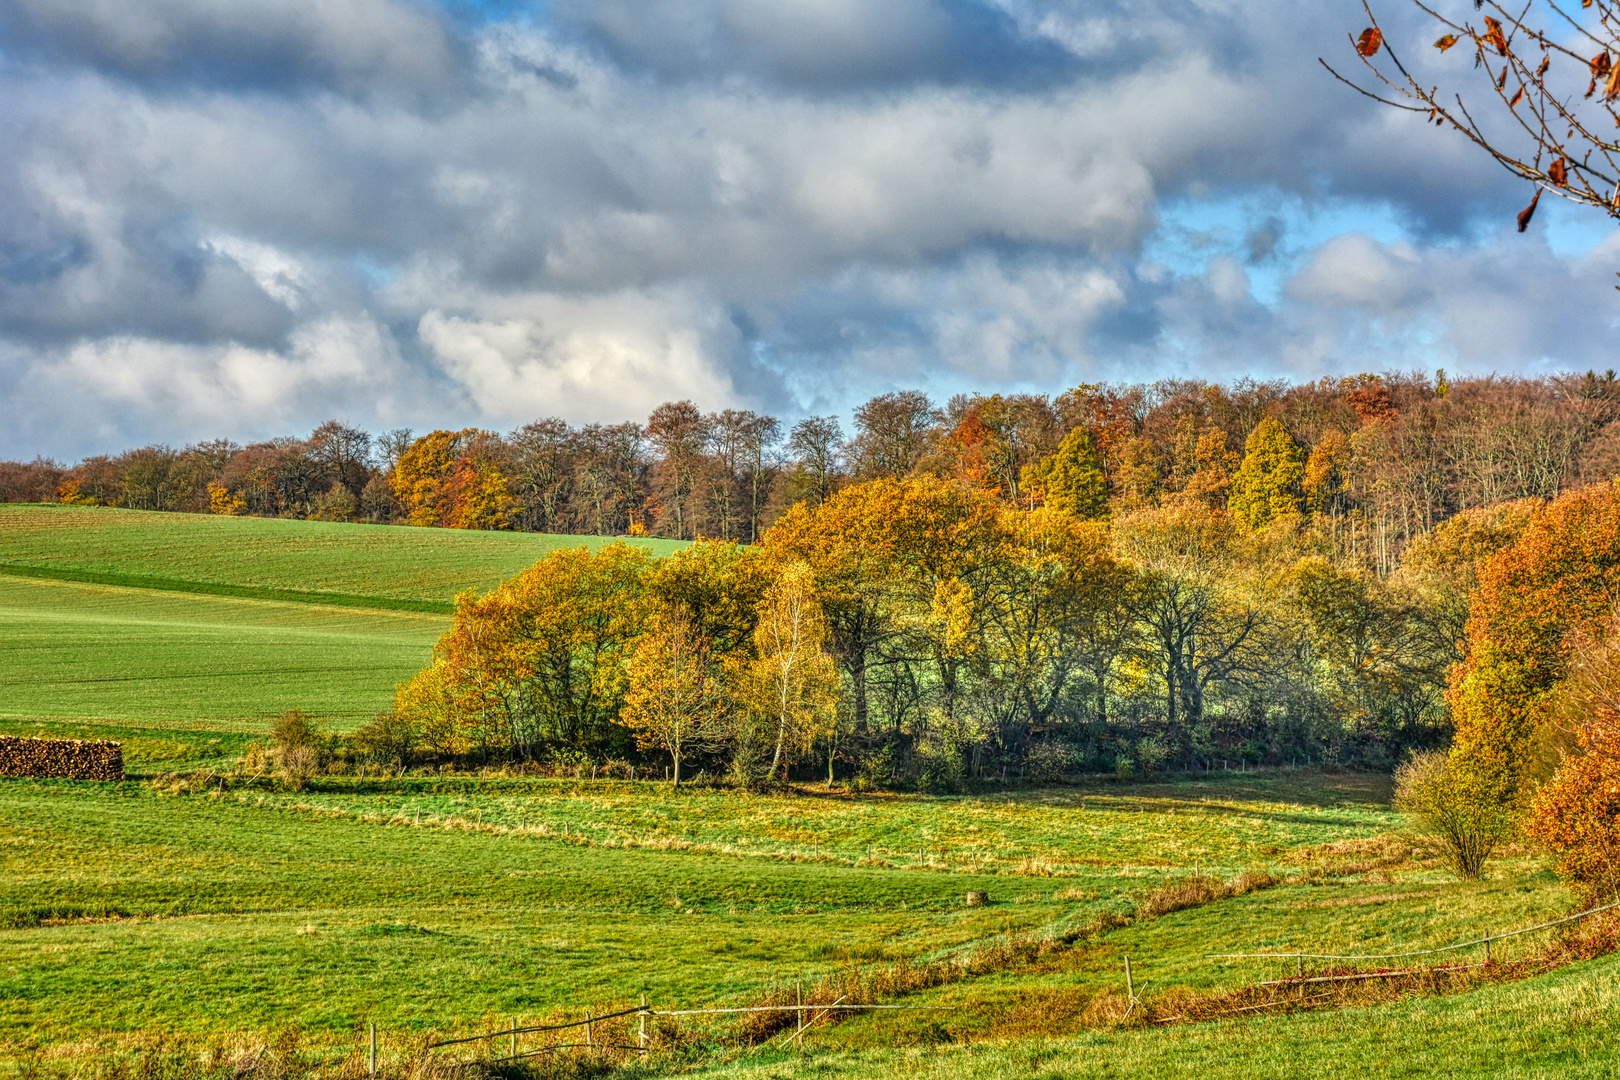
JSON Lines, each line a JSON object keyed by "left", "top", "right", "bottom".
{"left": 368, "top": 1021, "right": 376, "bottom": 1079}
{"left": 586, "top": 1010, "right": 593, "bottom": 1049}
{"left": 509, "top": 1017, "right": 517, "bottom": 1059}
{"left": 1124, "top": 955, "right": 1134, "bottom": 1002}
{"left": 796, "top": 980, "right": 804, "bottom": 1052}
{"left": 1485, "top": 934, "right": 1492, "bottom": 964}
{"left": 639, "top": 994, "right": 648, "bottom": 1055}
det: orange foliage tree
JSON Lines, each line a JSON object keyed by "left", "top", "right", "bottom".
{"left": 620, "top": 608, "right": 732, "bottom": 786}
{"left": 392, "top": 429, "right": 515, "bottom": 529}
{"left": 1447, "top": 482, "right": 1620, "bottom": 810}
{"left": 1528, "top": 612, "right": 1620, "bottom": 899}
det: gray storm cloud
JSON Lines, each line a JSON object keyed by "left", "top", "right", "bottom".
{"left": 0, "top": 0, "right": 1609, "bottom": 459}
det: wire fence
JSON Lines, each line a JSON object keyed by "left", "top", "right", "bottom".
{"left": 418, "top": 996, "right": 957, "bottom": 1066}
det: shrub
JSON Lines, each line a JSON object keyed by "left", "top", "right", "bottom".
{"left": 277, "top": 744, "right": 319, "bottom": 792}
{"left": 1394, "top": 750, "right": 1518, "bottom": 881}
{"left": 269, "top": 710, "right": 323, "bottom": 751}
{"left": 353, "top": 710, "right": 417, "bottom": 770}
{"left": 1025, "top": 740, "right": 1076, "bottom": 784}
{"left": 268, "top": 710, "right": 327, "bottom": 790}
{"left": 1135, "top": 735, "right": 1169, "bottom": 776}
{"left": 914, "top": 732, "right": 965, "bottom": 794}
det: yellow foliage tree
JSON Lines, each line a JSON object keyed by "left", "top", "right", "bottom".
{"left": 1020, "top": 425, "right": 1107, "bottom": 519}
{"left": 621, "top": 608, "right": 731, "bottom": 786}
{"left": 207, "top": 481, "right": 247, "bottom": 516}
{"left": 740, "top": 562, "right": 840, "bottom": 780}
{"left": 1228, "top": 418, "right": 1304, "bottom": 531}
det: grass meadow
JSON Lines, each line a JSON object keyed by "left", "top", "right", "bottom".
{"left": 0, "top": 505, "right": 683, "bottom": 604}
{"left": 0, "top": 505, "right": 1612, "bottom": 1077}
{"left": 0, "top": 506, "right": 675, "bottom": 769}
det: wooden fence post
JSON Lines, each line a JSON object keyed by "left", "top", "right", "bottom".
{"left": 796, "top": 980, "right": 804, "bottom": 1053}
{"left": 1124, "top": 955, "right": 1134, "bottom": 1002}
{"left": 639, "top": 994, "right": 648, "bottom": 1055}
{"left": 509, "top": 1017, "right": 516, "bottom": 1059}
{"left": 585, "top": 1010, "right": 593, "bottom": 1049}
{"left": 368, "top": 1021, "right": 376, "bottom": 1079}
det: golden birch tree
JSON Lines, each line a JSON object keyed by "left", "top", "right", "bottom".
{"left": 621, "top": 608, "right": 731, "bottom": 786}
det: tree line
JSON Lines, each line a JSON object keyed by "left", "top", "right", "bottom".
{"left": 5, "top": 371, "right": 1618, "bottom": 565}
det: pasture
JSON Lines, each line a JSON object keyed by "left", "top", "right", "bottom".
{"left": 0, "top": 505, "right": 683, "bottom": 605}
{"left": 0, "top": 504, "right": 1611, "bottom": 1076}
{"left": 0, "top": 506, "right": 675, "bottom": 768}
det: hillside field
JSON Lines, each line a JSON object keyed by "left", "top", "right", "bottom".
{"left": 0, "top": 506, "right": 678, "bottom": 768}
{"left": 0, "top": 505, "right": 1613, "bottom": 1077}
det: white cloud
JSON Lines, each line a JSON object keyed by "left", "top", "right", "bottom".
{"left": 0, "top": 0, "right": 1616, "bottom": 459}
{"left": 417, "top": 289, "right": 742, "bottom": 424}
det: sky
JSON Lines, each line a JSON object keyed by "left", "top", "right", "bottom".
{"left": 3, "top": 0, "right": 1620, "bottom": 460}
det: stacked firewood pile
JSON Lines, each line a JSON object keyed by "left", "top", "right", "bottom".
{"left": 0, "top": 736, "right": 123, "bottom": 781}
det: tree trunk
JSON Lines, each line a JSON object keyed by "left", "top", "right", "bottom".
{"left": 852, "top": 653, "right": 869, "bottom": 736}
{"left": 672, "top": 749, "right": 682, "bottom": 788}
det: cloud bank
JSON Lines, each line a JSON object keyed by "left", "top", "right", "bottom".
{"left": 1, "top": 0, "right": 1616, "bottom": 458}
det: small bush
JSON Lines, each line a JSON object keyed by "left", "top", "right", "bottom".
{"left": 277, "top": 744, "right": 319, "bottom": 792}
{"left": 269, "top": 710, "right": 323, "bottom": 752}
{"left": 728, "top": 726, "right": 774, "bottom": 792}
{"left": 1025, "top": 740, "right": 1075, "bottom": 784}
{"left": 353, "top": 710, "right": 417, "bottom": 770}
{"left": 1394, "top": 750, "right": 1519, "bottom": 881}
{"left": 1135, "top": 735, "right": 1169, "bottom": 776}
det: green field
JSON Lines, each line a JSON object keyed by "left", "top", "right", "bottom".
{"left": 0, "top": 504, "right": 683, "bottom": 604}
{"left": 0, "top": 505, "right": 1613, "bottom": 1076}
{"left": 0, "top": 506, "right": 679, "bottom": 768}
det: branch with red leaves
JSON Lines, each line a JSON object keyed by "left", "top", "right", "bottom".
{"left": 1325, "top": 0, "right": 1620, "bottom": 231}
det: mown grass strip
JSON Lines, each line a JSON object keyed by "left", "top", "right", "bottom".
{"left": 0, "top": 563, "right": 454, "bottom": 614}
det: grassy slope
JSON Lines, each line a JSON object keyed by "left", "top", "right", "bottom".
{"left": 0, "top": 576, "right": 444, "bottom": 760}
{"left": 0, "top": 505, "right": 683, "bottom": 603}
{"left": 0, "top": 506, "right": 680, "bottom": 766}
{"left": 0, "top": 771, "right": 1597, "bottom": 1065}
{"left": 694, "top": 953, "right": 1620, "bottom": 1079}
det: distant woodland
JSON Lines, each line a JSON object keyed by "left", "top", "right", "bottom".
{"left": 6, "top": 372, "right": 1619, "bottom": 561}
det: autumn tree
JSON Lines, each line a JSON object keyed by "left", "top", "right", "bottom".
{"left": 1228, "top": 418, "right": 1304, "bottom": 531}
{"left": 392, "top": 429, "right": 471, "bottom": 526}
{"left": 739, "top": 561, "right": 840, "bottom": 780}
{"left": 396, "top": 544, "right": 652, "bottom": 757}
{"left": 1448, "top": 482, "right": 1620, "bottom": 820}
{"left": 1021, "top": 425, "right": 1108, "bottom": 519}
{"left": 1528, "top": 611, "right": 1620, "bottom": 899}
{"left": 975, "top": 510, "right": 1135, "bottom": 746}
{"left": 648, "top": 540, "right": 772, "bottom": 659}
{"left": 507, "top": 418, "right": 576, "bottom": 533}
{"left": 308, "top": 420, "right": 372, "bottom": 500}
{"left": 621, "top": 608, "right": 732, "bottom": 785}
{"left": 1114, "top": 500, "right": 1280, "bottom": 736}
{"left": 851, "top": 391, "right": 941, "bottom": 479}
{"left": 646, "top": 401, "right": 708, "bottom": 539}
{"left": 786, "top": 415, "right": 845, "bottom": 508}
